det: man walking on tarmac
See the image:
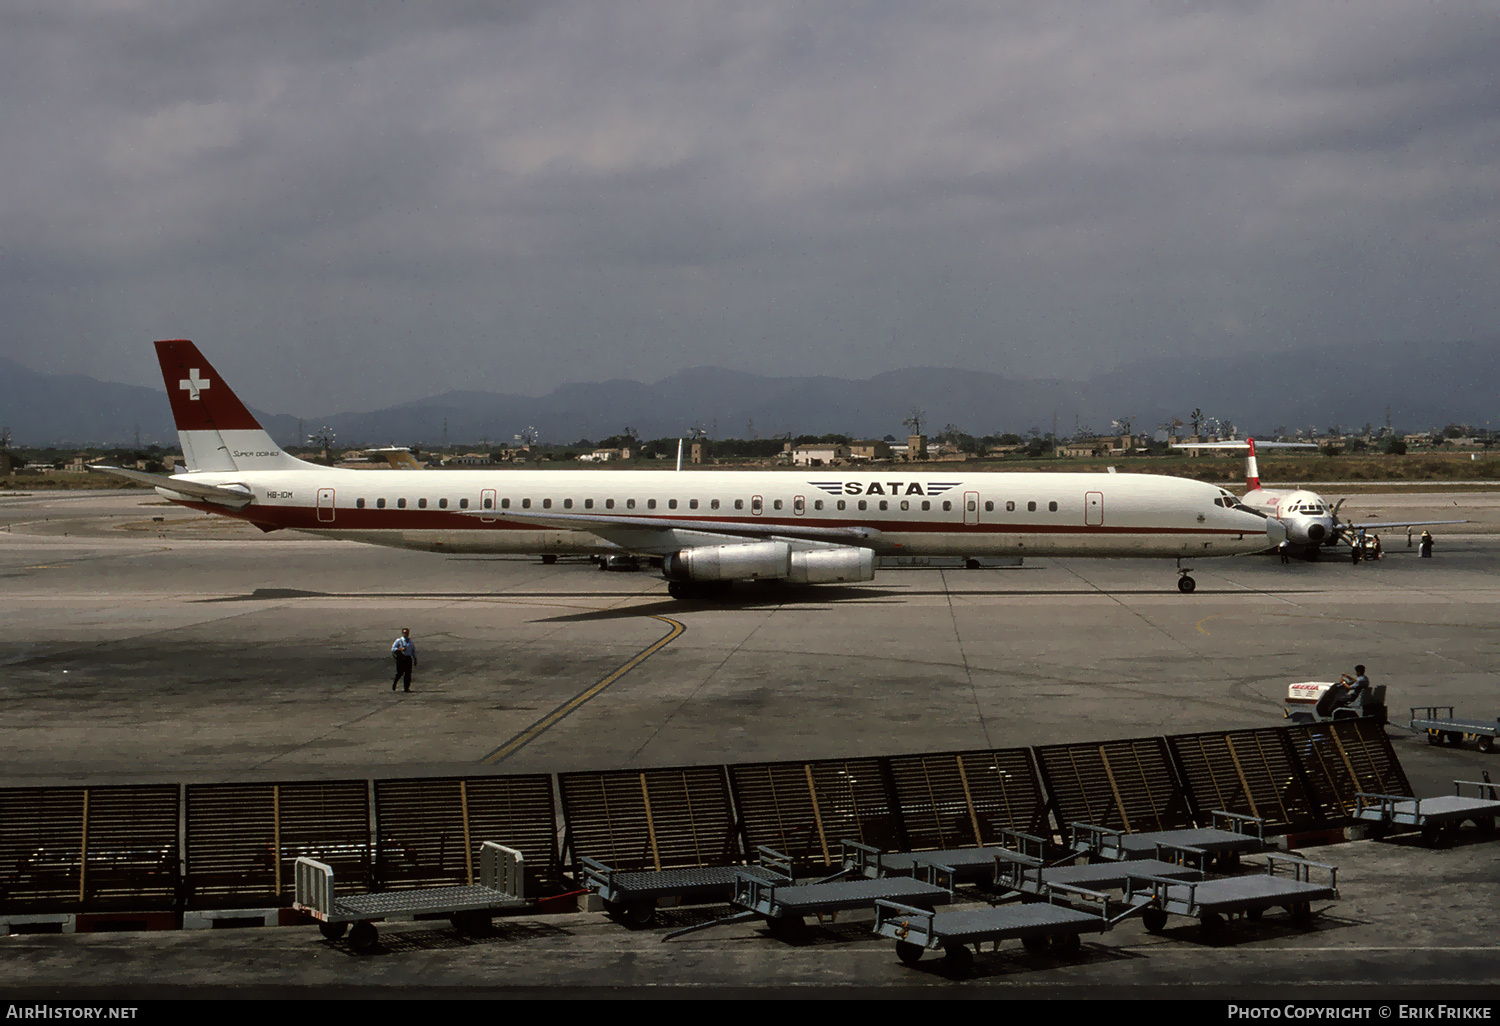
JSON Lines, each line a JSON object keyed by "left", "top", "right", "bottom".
{"left": 391, "top": 628, "right": 417, "bottom": 692}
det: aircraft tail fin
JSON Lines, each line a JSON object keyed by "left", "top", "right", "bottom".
{"left": 155, "top": 340, "right": 313, "bottom": 473}
{"left": 1245, "top": 437, "right": 1261, "bottom": 492}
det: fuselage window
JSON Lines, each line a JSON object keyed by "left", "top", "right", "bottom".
{"left": 522, "top": 498, "right": 531, "bottom": 509}
{"left": 967, "top": 499, "right": 977, "bottom": 512}
{"left": 858, "top": 500, "right": 868, "bottom": 511}
{"left": 501, "top": 497, "right": 510, "bottom": 509}
{"left": 481, "top": 496, "right": 492, "bottom": 510}
{"left": 563, "top": 498, "right": 573, "bottom": 509}
{"left": 627, "top": 499, "right": 636, "bottom": 509}
{"left": 734, "top": 499, "right": 744, "bottom": 510}
{"left": 837, "top": 500, "right": 847, "bottom": 511}
{"left": 942, "top": 500, "right": 952, "bottom": 512}
{"left": 669, "top": 499, "right": 678, "bottom": 510}
{"left": 900, "top": 500, "right": 909, "bottom": 511}
{"left": 795, "top": 497, "right": 806, "bottom": 514}
{"left": 984, "top": 501, "right": 994, "bottom": 512}
{"left": 418, "top": 498, "right": 427, "bottom": 509}
{"left": 1006, "top": 501, "right": 1015, "bottom": 512}
{"left": 772, "top": 499, "right": 782, "bottom": 511}
{"left": 377, "top": 498, "right": 386, "bottom": 509}
{"left": 542, "top": 498, "right": 552, "bottom": 509}
{"left": 1027, "top": 501, "right": 1037, "bottom": 512}
{"left": 585, "top": 498, "right": 594, "bottom": 509}
{"left": 1048, "top": 501, "right": 1058, "bottom": 512}
{"left": 356, "top": 498, "right": 366, "bottom": 509}
{"left": 460, "top": 498, "right": 469, "bottom": 509}
{"left": 397, "top": 498, "right": 407, "bottom": 509}
{"left": 814, "top": 500, "right": 823, "bottom": 510}
{"left": 647, "top": 499, "right": 656, "bottom": 510}
{"left": 751, "top": 497, "right": 763, "bottom": 515}
{"left": 711, "top": 499, "right": 720, "bottom": 510}
{"left": 439, "top": 498, "right": 448, "bottom": 509}
{"left": 689, "top": 499, "right": 699, "bottom": 510}
{"left": 606, "top": 499, "right": 615, "bottom": 509}
{"left": 879, "top": 500, "right": 888, "bottom": 511}
{"left": 922, "top": 500, "right": 931, "bottom": 511}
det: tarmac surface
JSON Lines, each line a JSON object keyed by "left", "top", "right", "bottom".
{"left": 2, "top": 489, "right": 1499, "bottom": 1000}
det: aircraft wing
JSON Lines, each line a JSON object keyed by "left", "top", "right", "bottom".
{"left": 461, "top": 509, "right": 882, "bottom": 554}
{"left": 88, "top": 466, "right": 254, "bottom": 510}
{"left": 1345, "top": 519, "right": 1467, "bottom": 531}
{"left": 1171, "top": 441, "right": 1318, "bottom": 450}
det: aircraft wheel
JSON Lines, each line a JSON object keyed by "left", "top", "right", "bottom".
{"left": 318, "top": 921, "right": 348, "bottom": 941}
{"left": 541, "top": 554, "right": 557, "bottom": 565}
{"left": 1178, "top": 575, "right": 1197, "bottom": 593}
{"left": 965, "top": 558, "right": 981, "bottom": 569}
{"left": 895, "top": 940, "right": 925, "bottom": 965}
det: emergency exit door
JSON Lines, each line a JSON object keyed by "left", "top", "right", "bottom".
{"left": 964, "top": 491, "right": 980, "bottom": 526}
{"left": 317, "top": 488, "right": 336, "bottom": 523}
{"left": 1085, "top": 491, "right": 1104, "bottom": 526}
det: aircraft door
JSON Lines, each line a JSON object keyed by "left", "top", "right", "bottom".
{"left": 480, "top": 488, "right": 497, "bottom": 523}
{"left": 964, "top": 491, "right": 980, "bottom": 526}
{"left": 317, "top": 488, "right": 335, "bottom": 523}
{"left": 1085, "top": 491, "right": 1104, "bottom": 526}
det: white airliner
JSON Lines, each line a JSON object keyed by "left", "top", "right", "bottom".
{"left": 1175, "top": 438, "right": 1463, "bottom": 558}
{"left": 95, "top": 341, "right": 1285, "bottom": 598}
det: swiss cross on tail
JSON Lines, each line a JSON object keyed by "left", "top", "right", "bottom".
{"left": 155, "top": 339, "right": 263, "bottom": 432}
{"left": 179, "top": 369, "right": 210, "bottom": 400}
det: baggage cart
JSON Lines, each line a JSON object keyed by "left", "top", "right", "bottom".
{"left": 580, "top": 847, "right": 785, "bottom": 927}
{"left": 1354, "top": 780, "right": 1500, "bottom": 846}
{"left": 1123, "top": 853, "right": 1338, "bottom": 938}
{"left": 994, "top": 841, "right": 1207, "bottom": 897}
{"left": 293, "top": 841, "right": 526, "bottom": 954}
{"left": 1069, "top": 810, "right": 1272, "bottom": 869}
{"left": 873, "top": 881, "right": 1112, "bottom": 977}
{"left": 1408, "top": 707, "right": 1500, "bottom": 753}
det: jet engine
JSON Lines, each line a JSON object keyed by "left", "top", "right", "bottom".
{"left": 788, "top": 546, "right": 876, "bottom": 584}
{"left": 663, "top": 541, "right": 791, "bottom": 582}
{"left": 663, "top": 541, "right": 877, "bottom": 584}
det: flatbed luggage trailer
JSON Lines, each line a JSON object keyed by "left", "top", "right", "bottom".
{"left": 1354, "top": 780, "right": 1500, "bottom": 847}
{"left": 994, "top": 840, "right": 1208, "bottom": 898}
{"left": 1069, "top": 810, "right": 1270, "bottom": 869}
{"left": 1409, "top": 707, "right": 1499, "bottom": 753}
{"left": 1123, "top": 853, "right": 1338, "bottom": 939}
{"left": 579, "top": 848, "right": 784, "bottom": 927}
{"left": 874, "top": 881, "right": 1113, "bottom": 977}
{"left": 294, "top": 841, "right": 527, "bottom": 953}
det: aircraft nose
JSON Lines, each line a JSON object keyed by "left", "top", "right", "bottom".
{"left": 1265, "top": 517, "right": 1288, "bottom": 546}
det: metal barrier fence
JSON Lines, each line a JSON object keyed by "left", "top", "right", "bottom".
{"left": 0, "top": 722, "right": 1413, "bottom": 915}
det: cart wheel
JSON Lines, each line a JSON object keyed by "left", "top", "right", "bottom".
{"left": 1479, "top": 736, "right": 1494, "bottom": 754}
{"left": 1199, "top": 911, "right": 1225, "bottom": 937}
{"left": 622, "top": 902, "right": 656, "bottom": 928}
{"left": 768, "top": 915, "right": 806, "bottom": 942}
{"left": 348, "top": 921, "right": 379, "bottom": 954}
{"left": 1444, "top": 732, "right": 1462, "bottom": 747}
{"left": 1427, "top": 732, "right": 1443, "bottom": 746}
{"left": 1290, "top": 902, "right": 1314, "bottom": 926}
{"left": 1245, "top": 907, "right": 1263, "bottom": 921}
{"left": 1474, "top": 816, "right": 1495, "bottom": 836}
{"left": 896, "top": 940, "right": 925, "bottom": 965}
{"left": 1141, "top": 908, "right": 1168, "bottom": 933}
{"left": 318, "top": 921, "right": 348, "bottom": 941}
{"left": 1053, "top": 932, "right": 1082, "bottom": 956}
{"left": 942, "top": 943, "right": 974, "bottom": 977}
{"left": 1021, "top": 934, "right": 1050, "bottom": 954}
{"left": 1420, "top": 822, "right": 1445, "bottom": 848}
{"left": 1366, "top": 820, "right": 1389, "bottom": 841}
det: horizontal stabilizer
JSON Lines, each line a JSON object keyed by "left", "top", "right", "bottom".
{"left": 88, "top": 465, "right": 254, "bottom": 509}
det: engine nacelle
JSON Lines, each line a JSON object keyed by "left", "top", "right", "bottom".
{"left": 663, "top": 541, "right": 791, "bottom": 582}
{"left": 788, "top": 546, "right": 877, "bottom": 584}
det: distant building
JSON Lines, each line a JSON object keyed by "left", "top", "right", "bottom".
{"left": 791, "top": 444, "right": 850, "bottom": 467}
{"left": 903, "top": 434, "right": 927, "bottom": 461}
{"left": 849, "top": 440, "right": 892, "bottom": 461}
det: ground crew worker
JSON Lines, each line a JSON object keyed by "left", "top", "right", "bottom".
{"left": 391, "top": 628, "right": 417, "bottom": 692}
{"left": 1420, "top": 531, "right": 1434, "bottom": 558}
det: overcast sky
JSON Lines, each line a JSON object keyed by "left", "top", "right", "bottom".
{"left": 2, "top": 1, "right": 1497, "bottom": 415}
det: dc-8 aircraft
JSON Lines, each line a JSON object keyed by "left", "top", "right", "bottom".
{"left": 96, "top": 341, "right": 1286, "bottom": 598}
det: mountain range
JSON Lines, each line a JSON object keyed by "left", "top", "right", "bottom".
{"left": 2, "top": 337, "right": 1495, "bottom": 448}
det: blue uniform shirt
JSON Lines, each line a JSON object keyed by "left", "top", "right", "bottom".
{"left": 392, "top": 635, "right": 416, "bottom": 659}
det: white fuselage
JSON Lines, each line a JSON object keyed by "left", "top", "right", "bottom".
{"left": 162, "top": 466, "right": 1276, "bottom": 560}
{"left": 1239, "top": 487, "right": 1335, "bottom": 547}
